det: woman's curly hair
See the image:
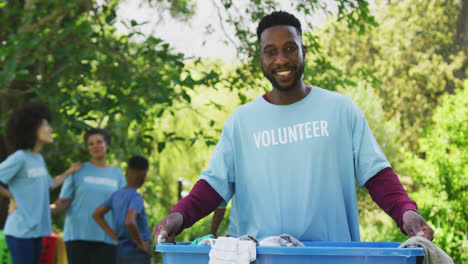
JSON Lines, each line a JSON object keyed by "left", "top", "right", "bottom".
{"left": 6, "top": 102, "right": 52, "bottom": 151}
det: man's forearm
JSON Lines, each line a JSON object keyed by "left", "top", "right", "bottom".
{"left": 171, "top": 180, "right": 224, "bottom": 229}
{"left": 365, "top": 167, "right": 418, "bottom": 233}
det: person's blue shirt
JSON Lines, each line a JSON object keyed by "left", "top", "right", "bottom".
{"left": 0, "top": 150, "right": 52, "bottom": 238}
{"left": 102, "top": 188, "right": 151, "bottom": 245}
{"left": 59, "top": 161, "right": 126, "bottom": 244}
{"left": 199, "top": 87, "right": 390, "bottom": 241}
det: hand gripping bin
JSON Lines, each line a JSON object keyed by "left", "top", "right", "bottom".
{"left": 156, "top": 241, "right": 424, "bottom": 264}
{"left": 40, "top": 232, "right": 58, "bottom": 264}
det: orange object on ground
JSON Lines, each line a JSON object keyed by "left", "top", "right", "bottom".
{"left": 55, "top": 233, "right": 67, "bottom": 264}
{"left": 40, "top": 232, "right": 58, "bottom": 264}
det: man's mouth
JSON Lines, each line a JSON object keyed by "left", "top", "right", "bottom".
{"left": 274, "top": 69, "right": 294, "bottom": 80}
{"left": 276, "top": 70, "right": 291, "bottom": 76}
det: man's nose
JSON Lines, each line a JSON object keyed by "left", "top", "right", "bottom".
{"left": 274, "top": 51, "right": 288, "bottom": 65}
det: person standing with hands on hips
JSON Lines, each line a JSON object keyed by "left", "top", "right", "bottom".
{"left": 50, "top": 128, "right": 126, "bottom": 264}
{"left": 153, "top": 11, "right": 433, "bottom": 243}
{"left": 93, "top": 155, "right": 152, "bottom": 264}
{"left": 0, "top": 102, "right": 82, "bottom": 264}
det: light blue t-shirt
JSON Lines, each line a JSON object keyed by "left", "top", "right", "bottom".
{"left": 199, "top": 87, "right": 390, "bottom": 242}
{"left": 227, "top": 198, "right": 238, "bottom": 236}
{"left": 0, "top": 150, "right": 52, "bottom": 238}
{"left": 59, "top": 162, "right": 126, "bottom": 244}
{"left": 102, "top": 188, "right": 151, "bottom": 245}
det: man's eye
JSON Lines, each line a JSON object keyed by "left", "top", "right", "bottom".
{"left": 286, "top": 46, "right": 297, "bottom": 53}
{"left": 264, "top": 49, "right": 276, "bottom": 56}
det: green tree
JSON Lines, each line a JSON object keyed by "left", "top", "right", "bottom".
{"left": 317, "top": 0, "right": 466, "bottom": 152}
{"left": 399, "top": 82, "right": 468, "bottom": 263}
{"left": 309, "top": 3, "right": 467, "bottom": 261}
{"left": 206, "top": 0, "right": 377, "bottom": 104}
{"left": 338, "top": 82, "right": 406, "bottom": 245}
{"left": 0, "top": 0, "right": 217, "bottom": 227}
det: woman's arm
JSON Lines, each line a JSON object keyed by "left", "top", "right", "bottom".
{"left": 50, "top": 198, "right": 72, "bottom": 215}
{"left": 0, "top": 185, "right": 16, "bottom": 215}
{"left": 50, "top": 162, "right": 83, "bottom": 190}
{"left": 0, "top": 185, "right": 13, "bottom": 199}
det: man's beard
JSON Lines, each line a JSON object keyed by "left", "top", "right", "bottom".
{"left": 261, "top": 63, "right": 305, "bottom": 91}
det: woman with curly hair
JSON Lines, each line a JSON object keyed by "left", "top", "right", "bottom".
{"left": 51, "top": 128, "right": 126, "bottom": 264}
{"left": 0, "top": 102, "right": 82, "bottom": 264}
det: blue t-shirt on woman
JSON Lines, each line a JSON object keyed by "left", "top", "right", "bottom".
{"left": 0, "top": 150, "right": 52, "bottom": 238}
{"left": 59, "top": 162, "right": 126, "bottom": 244}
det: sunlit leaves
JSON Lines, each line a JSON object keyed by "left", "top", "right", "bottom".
{"left": 399, "top": 83, "right": 468, "bottom": 263}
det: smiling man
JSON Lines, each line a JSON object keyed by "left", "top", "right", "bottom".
{"left": 153, "top": 11, "right": 433, "bottom": 243}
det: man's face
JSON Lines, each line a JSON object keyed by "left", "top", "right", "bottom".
{"left": 259, "top": 25, "right": 306, "bottom": 91}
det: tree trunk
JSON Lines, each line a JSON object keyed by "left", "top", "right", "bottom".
{"left": 455, "top": 0, "right": 468, "bottom": 82}
{"left": 457, "top": 0, "right": 468, "bottom": 48}
{"left": 0, "top": 97, "right": 17, "bottom": 229}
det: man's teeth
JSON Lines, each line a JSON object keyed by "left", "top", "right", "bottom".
{"left": 276, "top": 71, "right": 291, "bottom": 76}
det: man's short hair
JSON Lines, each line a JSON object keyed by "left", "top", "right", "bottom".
{"left": 84, "top": 128, "right": 111, "bottom": 149}
{"left": 257, "top": 11, "right": 302, "bottom": 44}
{"left": 6, "top": 102, "right": 52, "bottom": 151}
{"left": 128, "top": 155, "right": 149, "bottom": 171}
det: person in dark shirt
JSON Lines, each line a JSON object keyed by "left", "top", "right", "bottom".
{"left": 93, "top": 155, "right": 152, "bottom": 264}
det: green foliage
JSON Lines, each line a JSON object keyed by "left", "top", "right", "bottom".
{"left": 208, "top": 0, "right": 379, "bottom": 103}
{"left": 0, "top": 0, "right": 220, "bottom": 234}
{"left": 0, "top": 0, "right": 219, "bottom": 160}
{"left": 339, "top": 81, "right": 407, "bottom": 245}
{"left": 312, "top": 2, "right": 466, "bottom": 262}
{"left": 146, "top": 60, "right": 263, "bottom": 242}
{"left": 398, "top": 83, "right": 468, "bottom": 263}
{"left": 317, "top": 0, "right": 466, "bottom": 151}
{"left": 354, "top": 82, "right": 467, "bottom": 263}
{"left": 213, "top": 0, "right": 377, "bottom": 59}
{"left": 144, "top": 0, "right": 197, "bottom": 21}
{"left": 339, "top": 81, "right": 402, "bottom": 164}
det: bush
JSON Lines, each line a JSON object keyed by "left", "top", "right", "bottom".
{"left": 398, "top": 81, "right": 468, "bottom": 263}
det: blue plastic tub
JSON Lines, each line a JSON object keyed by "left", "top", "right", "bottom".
{"left": 156, "top": 241, "right": 424, "bottom": 264}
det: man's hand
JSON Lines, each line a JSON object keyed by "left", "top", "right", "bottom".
{"left": 138, "top": 240, "right": 153, "bottom": 254}
{"left": 152, "top": 212, "right": 184, "bottom": 244}
{"left": 402, "top": 210, "right": 434, "bottom": 241}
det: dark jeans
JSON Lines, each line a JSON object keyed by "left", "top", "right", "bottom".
{"left": 5, "top": 236, "right": 43, "bottom": 264}
{"left": 117, "top": 246, "right": 151, "bottom": 264}
{"left": 65, "top": 240, "right": 116, "bottom": 264}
